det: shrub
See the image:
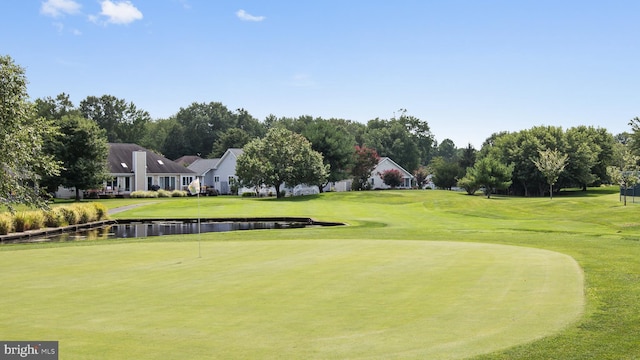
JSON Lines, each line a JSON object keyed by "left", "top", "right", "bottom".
{"left": 171, "top": 190, "right": 188, "bottom": 197}
{"left": 157, "top": 189, "right": 172, "bottom": 198}
{"left": 242, "top": 192, "right": 256, "bottom": 197}
{"left": 130, "top": 191, "right": 159, "bottom": 198}
{"left": 0, "top": 213, "right": 14, "bottom": 235}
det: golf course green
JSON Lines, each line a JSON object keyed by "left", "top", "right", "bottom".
{"left": 1, "top": 188, "right": 638, "bottom": 359}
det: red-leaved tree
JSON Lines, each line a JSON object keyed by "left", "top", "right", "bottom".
{"left": 380, "top": 169, "right": 403, "bottom": 188}
{"left": 351, "top": 145, "right": 380, "bottom": 190}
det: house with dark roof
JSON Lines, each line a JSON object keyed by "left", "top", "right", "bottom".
{"left": 53, "top": 143, "right": 196, "bottom": 198}
{"left": 106, "top": 143, "right": 196, "bottom": 194}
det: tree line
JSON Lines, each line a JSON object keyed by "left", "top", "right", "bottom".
{"left": 2, "top": 54, "right": 638, "bottom": 209}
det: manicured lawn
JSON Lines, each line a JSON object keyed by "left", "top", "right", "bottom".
{"left": 1, "top": 187, "right": 639, "bottom": 359}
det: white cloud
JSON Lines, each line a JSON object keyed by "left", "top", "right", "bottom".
{"left": 236, "top": 9, "right": 265, "bottom": 22}
{"left": 98, "top": 0, "right": 143, "bottom": 25}
{"left": 41, "top": 0, "right": 81, "bottom": 17}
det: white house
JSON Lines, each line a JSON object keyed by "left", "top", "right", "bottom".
{"left": 368, "top": 157, "right": 414, "bottom": 189}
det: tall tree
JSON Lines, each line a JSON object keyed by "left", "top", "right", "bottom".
{"left": 0, "top": 55, "right": 61, "bottom": 211}
{"left": 79, "top": 94, "right": 151, "bottom": 144}
{"left": 458, "top": 143, "right": 477, "bottom": 170}
{"left": 302, "top": 119, "right": 356, "bottom": 188}
{"left": 236, "top": 128, "right": 328, "bottom": 198}
{"left": 532, "top": 149, "right": 569, "bottom": 199}
{"left": 42, "top": 114, "right": 111, "bottom": 201}
{"left": 435, "top": 139, "right": 458, "bottom": 162}
{"left": 394, "top": 109, "right": 435, "bottom": 164}
{"left": 35, "top": 93, "right": 78, "bottom": 120}
{"left": 364, "top": 119, "right": 420, "bottom": 172}
{"left": 173, "top": 102, "right": 235, "bottom": 156}
{"left": 211, "top": 128, "right": 251, "bottom": 158}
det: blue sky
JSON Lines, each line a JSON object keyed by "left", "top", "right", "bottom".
{"left": 2, "top": 1, "right": 639, "bottom": 148}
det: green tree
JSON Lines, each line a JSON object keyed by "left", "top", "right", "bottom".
{"left": 458, "top": 143, "right": 477, "bottom": 170}
{"left": 211, "top": 128, "right": 251, "bottom": 158}
{"left": 173, "top": 102, "right": 235, "bottom": 156}
{"left": 350, "top": 145, "right": 380, "bottom": 191}
{"left": 532, "top": 149, "right": 569, "bottom": 199}
{"left": 236, "top": 128, "right": 328, "bottom": 198}
{"left": 435, "top": 138, "right": 458, "bottom": 162}
{"left": 42, "top": 114, "right": 111, "bottom": 201}
{"left": 608, "top": 146, "right": 640, "bottom": 206}
{"left": 468, "top": 156, "right": 513, "bottom": 198}
{"left": 35, "top": 93, "right": 78, "bottom": 120}
{"left": 139, "top": 117, "right": 178, "bottom": 154}
{"left": 364, "top": 119, "right": 420, "bottom": 172}
{"left": 0, "top": 55, "right": 61, "bottom": 211}
{"left": 302, "top": 119, "right": 356, "bottom": 188}
{"left": 430, "top": 157, "right": 462, "bottom": 190}
{"left": 79, "top": 94, "right": 151, "bottom": 144}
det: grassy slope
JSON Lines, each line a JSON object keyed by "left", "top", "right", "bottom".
{"left": 1, "top": 187, "right": 639, "bottom": 359}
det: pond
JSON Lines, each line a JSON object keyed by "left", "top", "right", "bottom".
{"left": 2, "top": 218, "right": 343, "bottom": 244}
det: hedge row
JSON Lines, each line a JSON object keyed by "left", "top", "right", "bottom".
{"left": 0, "top": 203, "right": 110, "bottom": 235}
{"left": 130, "top": 190, "right": 188, "bottom": 198}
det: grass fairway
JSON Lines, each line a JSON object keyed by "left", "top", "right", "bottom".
{"left": 1, "top": 188, "right": 639, "bottom": 359}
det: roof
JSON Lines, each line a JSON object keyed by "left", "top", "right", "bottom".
{"left": 375, "top": 157, "right": 414, "bottom": 178}
{"left": 174, "top": 155, "right": 202, "bottom": 167}
{"left": 227, "top": 148, "right": 244, "bottom": 157}
{"left": 108, "top": 143, "right": 195, "bottom": 175}
{"left": 188, "top": 158, "right": 220, "bottom": 176}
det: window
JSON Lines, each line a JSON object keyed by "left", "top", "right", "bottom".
{"left": 182, "top": 176, "right": 193, "bottom": 187}
{"left": 147, "top": 177, "right": 153, "bottom": 190}
{"left": 106, "top": 177, "right": 117, "bottom": 191}
{"left": 159, "top": 176, "right": 176, "bottom": 190}
{"left": 214, "top": 176, "right": 220, "bottom": 183}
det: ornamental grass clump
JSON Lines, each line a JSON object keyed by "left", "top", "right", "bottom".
{"left": 157, "top": 189, "right": 172, "bottom": 198}
{"left": 171, "top": 190, "right": 188, "bottom": 197}
{"left": 130, "top": 191, "right": 159, "bottom": 198}
{"left": 0, "top": 213, "right": 14, "bottom": 235}
{"left": 44, "top": 207, "right": 67, "bottom": 228}
{"left": 92, "top": 203, "right": 108, "bottom": 220}
{"left": 13, "top": 211, "right": 45, "bottom": 232}
{"left": 60, "top": 206, "right": 81, "bottom": 225}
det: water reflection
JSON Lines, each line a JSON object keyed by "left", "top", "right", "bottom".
{"left": 41, "top": 221, "right": 308, "bottom": 242}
